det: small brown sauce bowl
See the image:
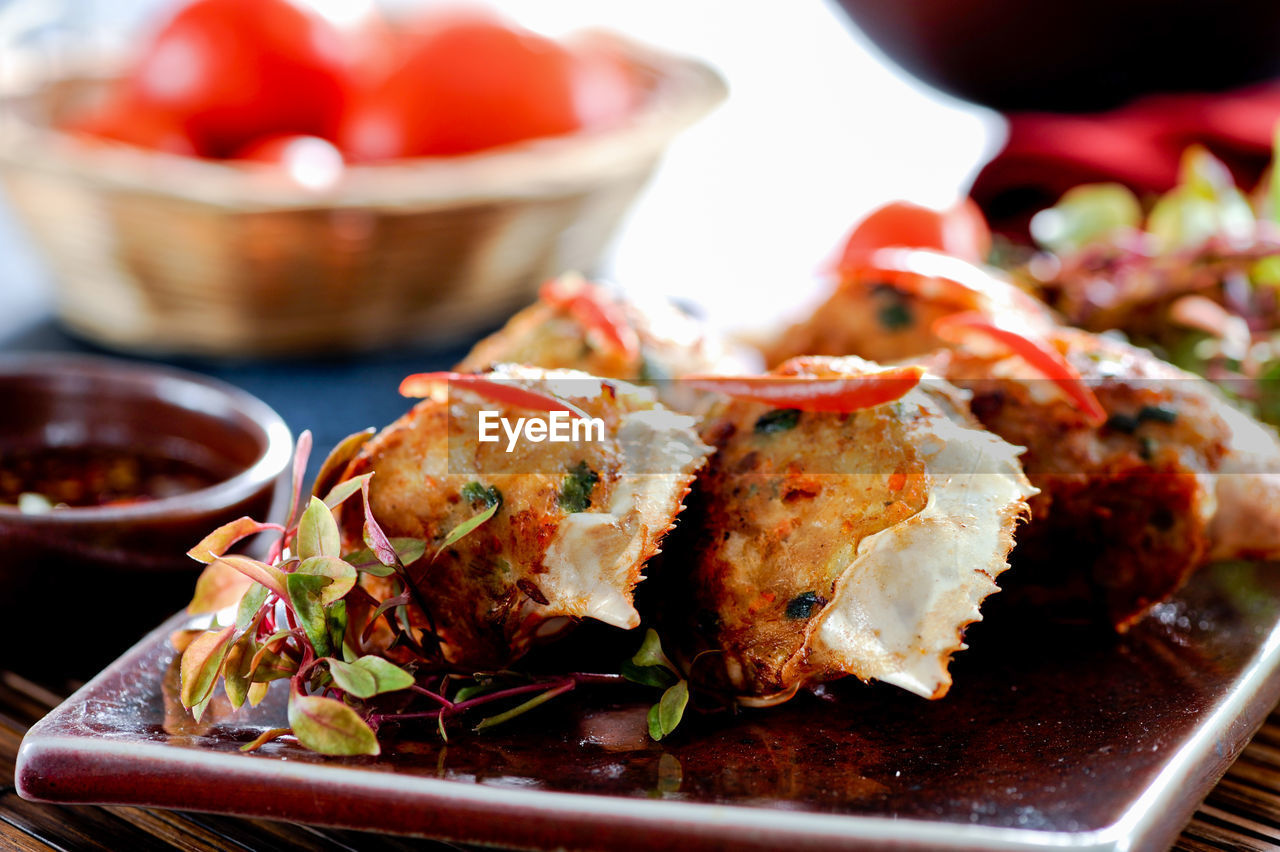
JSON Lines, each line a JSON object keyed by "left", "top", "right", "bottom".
{"left": 0, "top": 353, "right": 292, "bottom": 679}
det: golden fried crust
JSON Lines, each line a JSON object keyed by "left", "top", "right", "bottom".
{"left": 455, "top": 291, "right": 742, "bottom": 398}
{"left": 341, "top": 369, "right": 709, "bottom": 668}
{"left": 668, "top": 355, "right": 1034, "bottom": 701}
{"left": 931, "top": 327, "right": 1231, "bottom": 629}
{"left": 690, "top": 400, "right": 931, "bottom": 696}
{"left": 344, "top": 399, "right": 617, "bottom": 667}
{"left": 458, "top": 301, "right": 641, "bottom": 380}
{"left": 764, "top": 283, "right": 956, "bottom": 367}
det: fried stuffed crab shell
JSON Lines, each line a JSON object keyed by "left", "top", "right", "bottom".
{"left": 1200, "top": 382, "right": 1280, "bottom": 561}
{"left": 924, "top": 325, "right": 1233, "bottom": 630}
{"left": 456, "top": 273, "right": 750, "bottom": 412}
{"left": 764, "top": 249, "right": 1057, "bottom": 368}
{"left": 669, "top": 356, "right": 1035, "bottom": 705}
{"left": 339, "top": 364, "right": 711, "bottom": 669}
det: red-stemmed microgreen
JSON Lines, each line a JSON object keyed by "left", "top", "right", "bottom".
{"left": 434, "top": 482, "right": 501, "bottom": 559}
{"left": 357, "top": 474, "right": 441, "bottom": 661}
{"left": 310, "top": 428, "right": 375, "bottom": 503}
{"left": 620, "top": 629, "right": 691, "bottom": 740}
{"left": 365, "top": 671, "right": 629, "bottom": 740}
{"left": 177, "top": 429, "right": 698, "bottom": 757}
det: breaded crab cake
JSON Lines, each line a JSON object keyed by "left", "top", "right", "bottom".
{"left": 926, "top": 324, "right": 1233, "bottom": 629}
{"left": 458, "top": 273, "right": 749, "bottom": 411}
{"left": 340, "top": 364, "right": 710, "bottom": 668}
{"left": 664, "top": 356, "right": 1035, "bottom": 704}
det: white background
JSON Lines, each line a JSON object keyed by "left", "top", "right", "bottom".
{"left": 492, "top": 1, "right": 999, "bottom": 332}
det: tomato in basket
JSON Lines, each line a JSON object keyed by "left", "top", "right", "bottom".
{"left": 232, "top": 133, "right": 345, "bottom": 189}
{"left": 120, "top": 0, "right": 353, "bottom": 157}
{"left": 338, "top": 8, "right": 636, "bottom": 161}
{"left": 67, "top": 2, "right": 638, "bottom": 164}
{"left": 67, "top": 92, "right": 200, "bottom": 157}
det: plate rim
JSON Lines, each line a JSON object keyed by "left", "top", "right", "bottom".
{"left": 17, "top": 607, "right": 1280, "bottom": 852}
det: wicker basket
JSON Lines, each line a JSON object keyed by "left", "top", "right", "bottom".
{"left": 0, "top": 34, "right": 725, "bottom": 357}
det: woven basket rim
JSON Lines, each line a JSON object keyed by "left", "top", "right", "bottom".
{"left": 0, "top": 30, "right": 727, "bottom": 211}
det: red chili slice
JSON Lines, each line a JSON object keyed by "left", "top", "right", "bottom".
{"left": 932, "top": 312, "right": 1107, "bottom": 425}
{"left": 399, "top": 372, "right": 590, "bottom": 419}
{"left": 844, "top": 248, "right": 1049, "bottom": 320}
{"left": 539, "top": 275, "right": 640, "bottom": 360}
{"left": 684, "top": 365, "right": 925, "bottom": 412}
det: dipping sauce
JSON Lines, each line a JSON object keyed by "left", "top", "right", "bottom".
{"left": 0, "top": 445, "right": 228, "bottom": 510}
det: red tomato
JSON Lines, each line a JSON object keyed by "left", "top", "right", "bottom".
{"left": 329, "top": 3, "right": 399, "bottom": 92}
{"left": 123, "top": 0, "right": 350, "bottom": 157}
{"left": 836, "top": 199, "right": 992, "bottom": 273}
{"left": 339, "top": 9, "right": 635, "bottom": 161}
{"left": 232, "top": 134, "right": 345, "bottom": 189}
{"left": 234, "top": 133, "right": 338, "bottom": 163}
{"left": 67, "top": 93, "right": 200, "bottom": 156}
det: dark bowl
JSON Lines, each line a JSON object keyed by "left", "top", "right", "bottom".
{"left": 833, "top": 0, "right": 1280, "bottom": 112}
{"left": 0, "top": 353, "right": 292, "bottom": 679}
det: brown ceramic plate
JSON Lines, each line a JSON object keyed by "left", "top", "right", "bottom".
{"left": 15, "top": 560, "right": 1280, "bottom": 851}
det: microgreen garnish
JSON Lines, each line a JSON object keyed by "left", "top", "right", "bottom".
{"left": 187, "top": 517, "right": 283, "bottom": 565}
{"left": 311, "top": 428, "right": 376, "bottom": 502}
{"left": 178, "top": 429, "right": 422, "bottom": 755}
{"left": 649, "top": 680, "right": 690, "bottom": 741}
{"left": 240, "top": 727, "right": 291, "bottom": 753}
{"left": 178, "top": 429, "right": 690, "bottom": 756}
{"left": 621, "top": 629, "right": 691, "bottom": 741}
{"left": 436, "top": 482, "right": 503, "bottom": 558}
{"left": 326, "top": 656, "right": 416, "bottom": 698}
{"left": 289, "top": 690, "right": 381, "bottom": 756}
{"left": 473, "top": 680, "right": 576, "bottom": 731}
{"left": 558, "top": 461, "right": 599, "bottom": 513}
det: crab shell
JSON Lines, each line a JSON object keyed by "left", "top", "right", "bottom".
{"left": 798, "top": 388, "right": 1036, "bottom": 702}
{"left": 342, "top": 364, "right": 710, "bottom": 668}
{"left": 928, "top": 327, "right": 1241, "bottom": 630}
{"left": 681, "top": 356, "right": 1036, "bottom": 705}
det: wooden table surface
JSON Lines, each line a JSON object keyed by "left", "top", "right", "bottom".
{"left": 2, "top": 670, "right": 1279, "bottom": 851}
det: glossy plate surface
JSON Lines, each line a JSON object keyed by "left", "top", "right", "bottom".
{"left": 16, "top": 561, "right": 1280, "bottom": 852}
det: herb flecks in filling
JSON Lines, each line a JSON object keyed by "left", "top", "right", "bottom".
{"left": 559, "top": 461, "right": 599, "bottom": 513}
{"left": 1106, "top": 405, "right": 1180, "bottom": 434}
{"left": 462, "top": 481, "right": 502, "bottom": 509}
{"left": 435, "top": 482, "right": 504, "bottom": 557}
{"left": 785, "top": 591, "right": 827, "bottom": 620}
{"left": 754, "top": 408, "right": 801, "bottom": 434}
{"left": 873, "top": 286, "right": 915, "bottom": 331}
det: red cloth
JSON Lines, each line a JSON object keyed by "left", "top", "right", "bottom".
{"left": 969, "top": 81, "right": 1280, "bottom": 239}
